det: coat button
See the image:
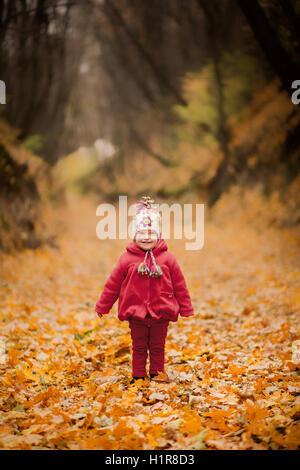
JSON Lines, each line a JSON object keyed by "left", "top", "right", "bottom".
{"left": 169, "top": 294, "right": 172, "bottom": 298}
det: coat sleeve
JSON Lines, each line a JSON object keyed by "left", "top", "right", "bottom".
{"left": 95, "top": 254, "right": 127, "bottom": 317}
{"left": 170, "top": 255, "right": 194, "bottom": 317}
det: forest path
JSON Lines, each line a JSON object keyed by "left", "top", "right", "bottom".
{"left": 0, "top": 194, "right": 299, "bottom": 450}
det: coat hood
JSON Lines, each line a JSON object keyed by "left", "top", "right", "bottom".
{"left": 126, "top": 237, "right": 168, "bottom": 255}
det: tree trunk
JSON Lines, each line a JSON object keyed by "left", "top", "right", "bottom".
{"left": 197, "top": 0, "right": 233, "bottom": 207}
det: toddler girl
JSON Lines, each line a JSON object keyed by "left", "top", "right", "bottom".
{"left": 95, "top": 196, "right": 194, "bottom": 384}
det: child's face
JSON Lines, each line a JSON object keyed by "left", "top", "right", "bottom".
{"left": 135, "top": 229, "right": 158, "bottom": 250}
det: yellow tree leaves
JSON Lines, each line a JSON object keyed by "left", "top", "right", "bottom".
{"left": 0, "top": 197, "right": 300, "bottom": 449}
{"left": 179, "top": 416, "right": 203, "bottom": 435}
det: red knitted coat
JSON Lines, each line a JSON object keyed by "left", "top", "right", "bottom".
{"left": 95, "top": 238, "right": 194, "bottom": 322}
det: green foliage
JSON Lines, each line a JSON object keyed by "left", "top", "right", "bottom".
{"left": 173, "top": 50, "right": 262, "bottom": 146}
{"left": 173, "top": 63, "right": 218, "bottom": 145}
{"left": 74, "top": 329, "right": 94, "bottom": 341}
{"left": 222, "top": 50, "right": 263, "bottom": 117}
{"left": 22, "top": 134, "right": 43, "bottom": 154}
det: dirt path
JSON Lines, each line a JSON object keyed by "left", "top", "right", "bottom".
{"left": 0, "top": 194, "right": 299, "bottom": 450}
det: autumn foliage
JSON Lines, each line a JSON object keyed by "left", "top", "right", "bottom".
{"left": 0, "top": 193, "right": 299, "bottom": 450}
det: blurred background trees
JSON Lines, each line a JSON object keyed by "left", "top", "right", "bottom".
{"left": 1, "top": 0, "right": 300, "bottom": 248}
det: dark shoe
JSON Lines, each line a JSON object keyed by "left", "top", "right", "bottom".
{"left": 130, "top": 376, "right": 145, "bottom": 385}
{"left": 150, "top": 373, "right": 158, "bottom": 380}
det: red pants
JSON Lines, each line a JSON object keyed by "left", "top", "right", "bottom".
{"left": 129, "top": 312, "right": 169, "bottom": 377}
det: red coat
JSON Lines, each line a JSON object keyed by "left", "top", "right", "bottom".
{"left": 95, "top": 238, "right": 194, "bottom": 322}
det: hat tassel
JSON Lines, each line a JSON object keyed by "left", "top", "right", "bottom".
{"left": 137, "top": 251, "right": 150, "bottom": 277}
{"left": 149, "top": 249, "right": 162, "bottom": 278}
{"left": 137, "top": 249, "right": 163, "bottom": 278}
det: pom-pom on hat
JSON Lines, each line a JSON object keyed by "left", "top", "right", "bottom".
{"left": 133, "top": 196, "right": 161, "bottom": 241}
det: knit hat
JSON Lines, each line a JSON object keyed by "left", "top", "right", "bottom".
{"left": 133, "top": 196, "right": 163, "bottom": 278}
{"left": 133, "top": 196, "right": 161, "bottom": 240}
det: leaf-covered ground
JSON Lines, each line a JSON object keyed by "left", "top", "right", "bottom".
{"left": 0, "top": 191, "right": 299, "bottom": 450}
